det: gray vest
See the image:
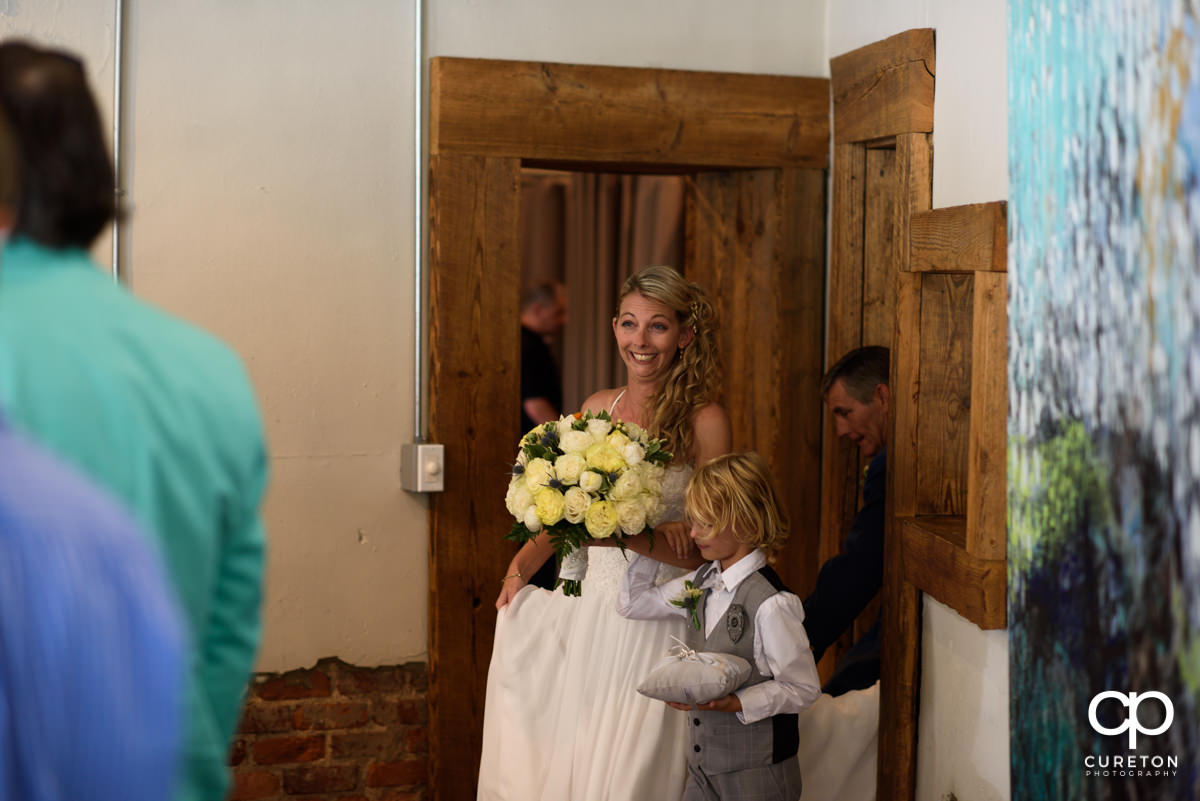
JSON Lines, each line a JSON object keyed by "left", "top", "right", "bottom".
{"left": 684, "top": 562, "right": 800, "bottom": 775}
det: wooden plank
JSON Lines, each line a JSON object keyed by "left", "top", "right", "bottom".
{"left": 966, "top": 271, "right": 1008, "bottom": 560}
{"left": 915, "top": 273, "right": 973, "bottom": 517}
{"left": 891, "top": 271, "right": 922, "bottom": 520}
{"left": 830, "top": 29, "right": 935, "bottom": 144}
{"left": 910, "top": 201, "right": 1008, "bottom": 272}
{"left": 878, "top": 481, "right": 922, "bottom": 801}
{"left": 893, "top": 133, "right": 933, "bottom": 272}
{"left": 431, "top": 57, "right": 830, "bottom": 168}
{"left": 877, "top": 135, "right": 931, "bottom": 801}
{"left": 776, "top": 168, "right": 827, "bottom": 598}
{"left": 818, "top": 142, "right": 868, "bottom": 682}
{"left": 900, "top": 516, "right": 1007, "bottom": 629}
{"left": 427, "top": 154, "right": 521, "bottom": 801}
{"left": 864, "top": 147, "right": 898, "bottom": 348}
{"left": 910, "top": 514, "right": 968, "bottom": 548}
{"left": 687, "top": 168, "right": 825, "bottom": 598}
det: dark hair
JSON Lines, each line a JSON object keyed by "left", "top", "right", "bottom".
{"left": 0, "top": 41, "right": 115, "bottom": 248}
{"left": 521, "top": 281, "right": 562, "bottom": 311}
{"left": 821, "top": 346, "right": 890, "bottom": 404}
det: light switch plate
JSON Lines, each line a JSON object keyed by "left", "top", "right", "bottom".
{"left": 401, "top": 443, "right": 444, "bottom": 492}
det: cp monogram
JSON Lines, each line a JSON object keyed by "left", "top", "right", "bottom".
{"left": 1088, "top": 691, "right": 1174, "bottom": 749}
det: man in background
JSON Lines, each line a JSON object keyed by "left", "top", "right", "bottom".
{"left": 803, "top": 346, "right": 889, "bottom": 696}
{"left": 520, "top": 281, "right": 568, "bottom": 431}
{"left": 520, "top": 281, "right": 567, "bottom": 589}
{"left": 0, "top": 40, "right": 267, "bottom": 801}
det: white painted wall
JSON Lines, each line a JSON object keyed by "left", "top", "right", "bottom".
{"left": 428, "top": 0, "right": 826, "bottom": 76}
{"left": 829, "top": 2, "right": 1011, "bottom": 800}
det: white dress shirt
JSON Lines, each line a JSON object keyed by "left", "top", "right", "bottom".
{"left": 618, "top": 550, "right": 821, "bottom": 724}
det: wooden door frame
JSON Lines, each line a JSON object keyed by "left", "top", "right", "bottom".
{"left": 827, "top": 29, "right": 935, "bottom": 801}
{"left": 427, "top": 57, "right": 829, "bottom": 801}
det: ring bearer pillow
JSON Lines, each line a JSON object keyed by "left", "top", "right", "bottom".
{"left": 637, "top": 636, "right": 752, "bottom": 705}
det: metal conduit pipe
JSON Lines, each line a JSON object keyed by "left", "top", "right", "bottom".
{"left": 412, "top": 0, "right": 425, "bottom": 442}
{"left": 110, "top": 0, "right": 126, "bottom": 281}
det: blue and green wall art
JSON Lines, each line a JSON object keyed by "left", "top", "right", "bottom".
{"left": 1010, "top": 1, "right": 1200, "bottom": 798}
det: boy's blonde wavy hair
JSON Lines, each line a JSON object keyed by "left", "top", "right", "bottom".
{"left": 684, "top": 452, "right": 790, "bottom": 563}
{"left": 617, "top": 265, "right": 721, "bottom": 463}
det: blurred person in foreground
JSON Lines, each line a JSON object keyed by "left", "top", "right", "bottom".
{"left": 0, "top": 414, "right": 186, "bottom": 801}
{"left": 0, "top": 40, "right": 268, "bottom": 801}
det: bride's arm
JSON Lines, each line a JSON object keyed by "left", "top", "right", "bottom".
{"left": 591, "top": 525, "right": 706, "bottom": 569}
{"left": 495, "top": 533, "right": 556, "bottom": 609}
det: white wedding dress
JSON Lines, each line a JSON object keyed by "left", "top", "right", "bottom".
{"left": 477, "top": 465, "right": 693, "bottom": 801}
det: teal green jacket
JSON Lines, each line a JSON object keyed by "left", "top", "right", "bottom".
{"left": 0, "top": 238, "right": 268, "bottom": 801}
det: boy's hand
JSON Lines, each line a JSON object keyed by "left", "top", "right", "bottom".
{"left": 665, "top": 694, "right": 742, "bottom": 713}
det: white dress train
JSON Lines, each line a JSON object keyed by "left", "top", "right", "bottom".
{"left": 794, "top": 682, "right": 879, "bottom": 801}
{"left": 477, "top": 466, "right": 693, "bottom": 801}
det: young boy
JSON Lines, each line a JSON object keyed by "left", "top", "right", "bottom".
{"left": 617, "top": 452, "right": 821, "bottom": 801}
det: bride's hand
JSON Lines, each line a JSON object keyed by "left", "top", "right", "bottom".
{"left": 495, "top": 569, "right": 529, "bottom": 609}
{"left": 655, "top": 521, "right": 695, "bottom": 560}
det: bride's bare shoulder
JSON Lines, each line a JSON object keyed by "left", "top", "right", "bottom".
{"left": 580, "top": 387, "right": 622, "bottom": 414}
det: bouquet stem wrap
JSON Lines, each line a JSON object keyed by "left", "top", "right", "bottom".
{"left": 556, "top": 548, "right": 588, "bottom": 597}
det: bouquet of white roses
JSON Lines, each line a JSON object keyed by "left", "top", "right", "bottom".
{"left": 504, "top": 409, "right": 673, "bottom": 596}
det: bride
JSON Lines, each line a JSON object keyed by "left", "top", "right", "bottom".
{"left": 478, "top": 265, "right": 731, "bottom": 801}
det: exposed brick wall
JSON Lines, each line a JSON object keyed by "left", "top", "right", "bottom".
{"left": 229, "top": 658, "right": 428, "bottom": 801}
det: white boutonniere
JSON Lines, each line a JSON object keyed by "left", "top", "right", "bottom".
{"left": 670, "top": 580, "right": 704, "bottom": 630}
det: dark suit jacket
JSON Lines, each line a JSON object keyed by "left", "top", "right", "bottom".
{"left": 802, "top": 448, "right": 886, "bottom": 695}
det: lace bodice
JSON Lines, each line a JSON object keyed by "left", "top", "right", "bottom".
{"left": 582, "top": 464, "right": 693, "bottom": 597}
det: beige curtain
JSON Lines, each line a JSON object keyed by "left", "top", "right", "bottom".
{"left": 521, "top": 170, "right": 684, "bottom": 414}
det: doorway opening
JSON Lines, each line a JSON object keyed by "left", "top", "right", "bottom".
{"left": 519, "top": 168, "right": 686, "bottom": 415}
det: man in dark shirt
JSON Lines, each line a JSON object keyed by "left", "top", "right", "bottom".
{"left": 519, "top": 281, "right": 567, "bottom": 589}
{"left": 803, "top": 346, "right": 890, "bottom": 696}
{"left": 520, "top": 282, "right": 566, "bottom": 434}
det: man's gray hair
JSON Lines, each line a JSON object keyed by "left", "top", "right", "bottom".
{"left": 821, "top": 346, "right": 889, "bottom": 404}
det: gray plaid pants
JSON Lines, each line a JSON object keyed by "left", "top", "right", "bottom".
{"left": 682, "top": 758, "right": 802, "bottom": 801}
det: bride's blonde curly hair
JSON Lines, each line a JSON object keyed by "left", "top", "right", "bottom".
{"left": 618, "top": 265, "right": 721, "bottom": 463}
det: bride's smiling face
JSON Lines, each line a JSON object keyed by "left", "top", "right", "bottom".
{"left": 612, "top": 291, "right": 693, "bottom": 384}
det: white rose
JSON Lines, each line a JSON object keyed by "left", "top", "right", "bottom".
{"left": 616, "top": 499, "right": 648, "bottom": 536}
{"left": 559, "top": 429, "right": 592, "bottom": 454}
{"left": 578, "top": 469, "right": 603, "bottom": 493}
{"left": 610, "top": 469, "right": 643, "bottom": 501}
{"left": 622, "top": 441, "right": 645, "bottom": 466}
{"left": 514, "top": 449, "right": 529, "bottom": 467}
{"left": 523, "top": 457, "right": 554, "bottom": 490}
{"left": 623, "top": 422, "right": 646, "bottom": 440}
{"left": 586, "top": 417, "right": 612, "bottom": 440}
{"left": 523, "top": 505, "right": 543, "bottom": 532}
{"left": 563, "top": 486, "right": 591, "bottom": 524}
{"left": 556, "top": 417, "right": 576, "bottom": 438}
{"left": 642, "top": 493, "right": 664, "bottom": 527}
{"left": 554, "top": 452, "right": 586, "bottom": 485}
{"left": 635, "top": 461, "right": 665, "bottom": 493}
{"left": 505, "top": 478, "right": 534, "bottom": 518}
